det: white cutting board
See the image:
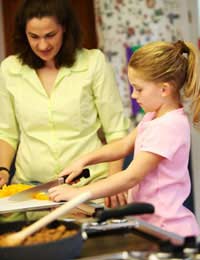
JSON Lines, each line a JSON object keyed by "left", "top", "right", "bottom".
{"left": 0, "top": 197, "right": 62, "bottom": 214}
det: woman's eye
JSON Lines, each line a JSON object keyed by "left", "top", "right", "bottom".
{"left": 30, "top": 35, "right": 39, "bottom": 39}
{"left": 46, "top": 34, "right": 56, "bottom": 38}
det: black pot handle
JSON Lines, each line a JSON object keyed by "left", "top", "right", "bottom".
{"left": 94, "top": 202, "right": 154, "bottom": 223}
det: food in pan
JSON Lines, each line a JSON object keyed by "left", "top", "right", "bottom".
{"left": 0, "top": 184, "right": 49, "bottom": 200}
{"left": 0, "top": 224, "right": 77, "bottom": 247}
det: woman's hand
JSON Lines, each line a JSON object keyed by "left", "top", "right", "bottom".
{"left": 104, "top": 192, "right": 127, "bottom": 208}
{"left": 48, "top": 184, "right": 80, "bottom": 202}
{"left": 0, "top": 171, "right": 9, "bottom": 187}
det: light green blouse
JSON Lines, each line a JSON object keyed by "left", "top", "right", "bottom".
{"left": 0, "top": 49, "right": 130, "bottom": 185}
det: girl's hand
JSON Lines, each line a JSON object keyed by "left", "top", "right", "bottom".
{"left": 48, "top": 184, "right": 80, "bottom": 202}
{"left": 59, "top": 160, "right": 85, "bottom": 184}
{"left": 0, "top": 171, "right": 9, "bottom": 187}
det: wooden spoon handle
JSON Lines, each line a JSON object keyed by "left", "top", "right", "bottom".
{"left": 18, "top": 192, "right": 91, "bottom": 241}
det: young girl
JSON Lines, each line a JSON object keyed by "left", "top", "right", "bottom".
{"left": 49, "top": 40, "right": 200, "bottom": 237}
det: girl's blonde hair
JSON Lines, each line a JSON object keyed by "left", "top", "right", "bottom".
{"left": 128, "top": 41, "right": 200, "bottom": 125}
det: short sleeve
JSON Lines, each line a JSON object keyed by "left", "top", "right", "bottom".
{"left": 140, "top": 118, "right": 189, "bottom": 160}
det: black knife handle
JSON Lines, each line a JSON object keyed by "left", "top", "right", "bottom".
{"left": 63, "top": 168, "right": 90, "bottom": 183}
{"left": 94, "top": 202, "right": 154, "bottom": 223}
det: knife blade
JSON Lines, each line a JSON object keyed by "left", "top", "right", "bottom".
{"left": 8, "top": 168, "right": 90, "bottom": 202}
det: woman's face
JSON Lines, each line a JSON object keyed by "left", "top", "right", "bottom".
{"left": 26, "top": 16, "right": 65, "bottom": 65}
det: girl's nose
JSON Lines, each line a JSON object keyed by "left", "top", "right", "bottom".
{"left": 131, "top": 89, "right": 137, "bottom": 99}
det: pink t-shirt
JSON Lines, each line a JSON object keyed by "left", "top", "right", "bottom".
{"left": 128, "top": 108, "right": 200, "bottom": 237}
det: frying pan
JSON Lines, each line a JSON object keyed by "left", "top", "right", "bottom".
{"left": 0, "top": 221, "right": 81, "bottom": 260}
{"left": 0, "top": 202, "right": 154, "bottom": 260}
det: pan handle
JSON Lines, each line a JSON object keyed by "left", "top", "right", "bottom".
{"left": 95, "top": 202, "right": 154, "bottom": 223}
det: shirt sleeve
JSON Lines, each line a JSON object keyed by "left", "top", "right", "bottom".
{"left": 0, "top": 70, "right": 19, "bottom": 150}
{"left": 140, "top": 119, "right": 188, "bottom": 160}
{"left": 90, "top": 50, "right": 130, "bottom": 143}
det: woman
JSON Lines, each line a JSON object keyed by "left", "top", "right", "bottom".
{"left": 0, "top": 0, "right": 129, "bottom": 207}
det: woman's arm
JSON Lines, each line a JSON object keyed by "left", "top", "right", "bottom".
{"left": 0, "top": 140, "right": 16, "bottom": 186}
{"left": 106, "top": 158, "right": 127, "bottom": 207}
{"left": 0, "top": 71, "right": 19, "bottom": 186}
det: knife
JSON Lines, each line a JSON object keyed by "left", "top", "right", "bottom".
{"left": 8, "top": 168, "right": 90, "bottom": 202}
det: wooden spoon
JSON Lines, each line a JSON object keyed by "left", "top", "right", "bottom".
{"left": 0, "top": 191, "right": 91, "bottom": 247}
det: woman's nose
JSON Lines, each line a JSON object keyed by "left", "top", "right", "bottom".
{"left": 38, "top": 38, "right": 49, "bottom": 50}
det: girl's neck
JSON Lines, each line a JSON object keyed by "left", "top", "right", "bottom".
{"left": 155, "top": 103, "right": 182, "bottom": 118}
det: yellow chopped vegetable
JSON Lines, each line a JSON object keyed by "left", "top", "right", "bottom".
{"left": 33, "top": 192, "right": 49, "bottom": 200}
{"left": 0, "top": 184, "right": 50, "bottom": 200}
{"left": 0, "top": 184, "right": 33, "bottom": 198}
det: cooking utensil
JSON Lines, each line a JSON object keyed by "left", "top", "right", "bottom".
{"left": 0, "top": 202, "right": 155, "bottom": 260}
{"left": 0, "top": 191, "right": 91, "bottom": 247}
{"left": 8, "top": 168, "right": 90, "bottom": 202}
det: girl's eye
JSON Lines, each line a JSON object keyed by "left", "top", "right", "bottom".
{"left": 132, "top": 85, "right": 142, "bottom": 93}
{"left": 134, "top": 88, "right": 142, "bottom": 93}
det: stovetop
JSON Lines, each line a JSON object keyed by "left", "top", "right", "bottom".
{"left": 80, "top": 239, "right": 200, "bottom": 260}
{"left": 82, "top": 217, "right": 184, "bottom": 245}
{"left": 79, "top": 217, "right": 200, "bottom": 260}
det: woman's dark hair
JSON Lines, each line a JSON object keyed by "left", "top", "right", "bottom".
{"left": 13, "top": 0, "right": 83, "bottom": 68}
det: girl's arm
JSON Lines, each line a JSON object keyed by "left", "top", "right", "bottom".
{"left": 49, "top": 150, "right": 164, "bottom": 202}
{"left": 59, "top": 128, "right": 137, "bottom": 183}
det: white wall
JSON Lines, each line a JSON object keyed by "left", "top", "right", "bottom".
{"left": 198, "top": 0, "right": 200, "bottom": 36}
{"left": 0, "top": 0, "right": 5, "bottom": 61}
{"left": 191, "top": 127, "right": 200, "bottom": 226}
{"left": 187, "top": 0, "right": 200, "bottom": 226}
{"left": 187, "top": 0, "right": 199, "bottom": 45}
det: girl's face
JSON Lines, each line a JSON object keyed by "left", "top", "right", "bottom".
{"left": 26, "top": 16, "right": 65, "bottom": 65}
{"left": 128, "top": 67, "right": 164, "bottom": 113}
